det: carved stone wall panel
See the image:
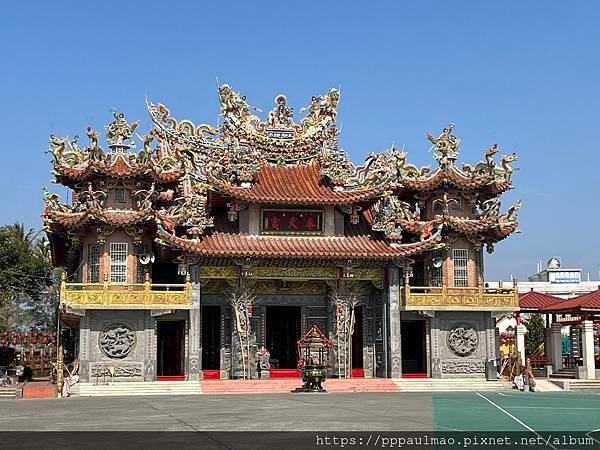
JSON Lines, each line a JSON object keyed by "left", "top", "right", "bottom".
{"left": 431, "top": 311, "right": 491, "bottom": 379}
{"left": 90, "top": 362, "right": 144, "bottom": 379}
{"left": 447, "top": 326, "right": 478, "bottom": 357}
{"left": 485, "top": 313, "right": 496, "bottom": 359}
{"left": 99, "top": 324, "right": 136, "bottom": 358}
{"left": 441, "top": 360, "right": 485, "bottom": 374}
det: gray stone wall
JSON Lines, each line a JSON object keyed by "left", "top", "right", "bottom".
{"left": 78, "top": 309, "right": 196, "bottom": 383}
{"left": 430, "top": 311, "right": 493, "bottom": 379}
{"left": 79, "top": 310, "right": 154, "bottom": 383}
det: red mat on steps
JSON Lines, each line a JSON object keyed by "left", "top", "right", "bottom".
{"left": 351, "top": 368, "right": 364, "bottom": 378}
{"left": 156, "top": 375, "right": 186, "bottom": 381}
{"left": 202, "top": 370, "right": 221, "bottom": 380}
{"left": 269, "top": 369, "right": 300, "bottom": 378}
{"left": 401, "top": 373, "right": 428, "bottom": 378}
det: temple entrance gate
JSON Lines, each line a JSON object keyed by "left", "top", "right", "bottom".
{"left": 156, "top": 320, "right": 185, "bottom": 379}
{"left": 401, "top": 320, "right": 427, "bottom": 376}
{"left": 266, "top": 306, "right": 301, "bottom": 369}
{"left": 201, "top": 306, "right": 221, "bottom": 371}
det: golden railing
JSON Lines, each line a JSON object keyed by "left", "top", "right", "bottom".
{"left": 403, "top": 280, "right": 519, "bottom": 311}
{"left": 60, "top": 276, "right": 191, "bottom": 309}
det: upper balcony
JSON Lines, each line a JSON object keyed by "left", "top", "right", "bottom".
{"left": 60, "top": 275, "right": 191, "bottom": 310}
{"left": 403, "top": 280, "right": 519, "bottom": 311}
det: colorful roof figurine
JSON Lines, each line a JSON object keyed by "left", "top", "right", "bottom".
{"left": 48, "top": 110, "right": 184, "bottom": 186}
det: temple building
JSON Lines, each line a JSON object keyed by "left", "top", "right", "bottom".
{"left": 43, "top": 85, "right": 521, "bottom": 383}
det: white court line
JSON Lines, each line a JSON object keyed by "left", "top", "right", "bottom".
{"left": 585, "top": 429, "right": 600, "bottom": 446}
{"left": 498, "top": 392, "right": 508, "bottom": 397}
{"left": 476, "top": 393, "right": 557, "bottom": 450}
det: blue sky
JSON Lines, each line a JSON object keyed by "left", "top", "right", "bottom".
{"left": 0, "top": 1, "right": 598, "bottom": 281}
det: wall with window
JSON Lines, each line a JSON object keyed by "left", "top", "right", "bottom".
{"left": 423, "top": 192, "right": 477, "bottom": 221}
{"left": 443, "top": 239, "right": 479, "bottom": 287}
{"left": 105, "top": 185, "right": 133, "bottom": 210}
{"left": 81, "top": 231, "right": 152, "bottom": 284}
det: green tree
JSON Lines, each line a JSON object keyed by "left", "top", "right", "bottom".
{"left": 524, "top": 314, "right": 546, "bottom": 356}
{"left": 0, "top": 223, "right": 56, "bottom": 331}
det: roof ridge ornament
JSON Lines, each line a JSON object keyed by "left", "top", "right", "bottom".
{"left": 426, "top": 123, "right": 460, "bottom": 168}
{"left": 105, "top": 109, "right": 140, "bottom": 150}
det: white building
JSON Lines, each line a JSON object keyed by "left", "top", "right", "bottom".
{"left": 494, "top": 258, "right": 600, "bottom": 331}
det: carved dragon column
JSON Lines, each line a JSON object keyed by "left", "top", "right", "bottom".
{"left": 387, "top": 264, "right": 402, "bottom": 378}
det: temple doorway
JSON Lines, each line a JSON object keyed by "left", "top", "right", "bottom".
{"left": 157, "top": 320, "right": 185, "bottom": 379}
{"left": 401, "top": 320, "right": 427, "bottom": 376}
{"left": 202, "top": 306, "right": 221, "bottom": 371}
{"left": 266, "top": 306, "right": 301, "bottom": 369}
{"left": 351, "top": 306, "right": 364, "bottom": 377}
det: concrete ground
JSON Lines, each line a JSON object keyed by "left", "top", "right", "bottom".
{"left": 1, "top": 393, "right": 433, "bottom": 431}
{"left": 2, "top": 392, "right": 600, "bottom": 449}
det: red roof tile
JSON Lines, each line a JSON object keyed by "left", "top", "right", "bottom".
{"left": 212, "top": 163, "right": 381, "bottom": 205}
{"left": 156, "top": 225, "right": 442, "bottom": 260}
{"left": 540, "top": 289, "right": 600, "bottom": 312}
{"left": 400, "top": 167, "right": 510, "bottom": 193}
{"left": 519, "top": 291, "right": 563, "bottom": 310}
{"left": 45, "top": 208, "right": 153, "bottom": 228}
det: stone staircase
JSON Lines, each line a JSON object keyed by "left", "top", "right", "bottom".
{"left": 568, "top": 380, "right": 600, "bottom": 391}
{"left": 548, "top": 379, "right": 600, "bottom": 391}
{"left": 200, "top": 378, "right": 400, "bottom": 395}
{"left": 0, "top": 386, "right": 17, "bottom": 399}
{"left": 550, "top": 368, "right": 577, "bottom": 379}
{"left": 77, "top": 381, "right": 202, "bottom": 397}
{"left": 394, "top": 378, "right": 512, "bottom": 392}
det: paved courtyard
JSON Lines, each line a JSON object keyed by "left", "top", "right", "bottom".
{"left": 3, "top": 392, "right": 600, "bottom": 432}
{"left": 2, "top": 393, "right": 433, "bottom": 432}
{"left": 2, "top": 392, "right": 600, "bottom": 449}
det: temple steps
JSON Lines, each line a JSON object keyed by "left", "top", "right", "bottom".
{"left": 200, "top": 378, "right": 400, "bottom": 394}
{"left": 0, "top": 386, "right": 17, "bottom": 399}
{"left": 550, "top": 368, "right": 577, "bottom": 379}
{"left": 77, "top": 381, "right": 202, "bottom": 397}
{"left": 393, "top": 379, "right": 512, "bottom": 392}
{"left": 550, "top": 380, "right": 600, "bottom": 391}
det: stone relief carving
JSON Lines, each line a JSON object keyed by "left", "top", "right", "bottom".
{"left": 99, "top": 324, "right": 136, "bottom": 358}
{"left": 447, "top": 324, "right": 478, "bottom": 357}
{"left": 91, "top": 362, "right": 143, "bottom": 378}
{"left": 441, "top": 360, "right": 484, "bottom": 373}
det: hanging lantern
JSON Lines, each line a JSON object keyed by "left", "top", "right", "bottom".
{"left": 2, "top": 331, "right": 7, "bottom": 338}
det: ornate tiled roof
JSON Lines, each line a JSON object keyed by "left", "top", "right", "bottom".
{"left": 399, "top": 167, "right": 512, "bottom": 194}
{"left": 212, "top": 163, "right": 382, "bottom": 205}
{"left": 156, "top": 219, "right": 443, "bottom": 260}
{"left": 53, "top": 154, "right": 183, "bottom": 184}
{"left": 44, "top": 207, "right": 153, "bottom": 229}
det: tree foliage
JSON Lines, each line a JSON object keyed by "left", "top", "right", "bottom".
{"left": 524, "top": 314, "right": 546, "bottom": 356}
{"left": 0, "top": 223, "right": 56, "bottom": 331}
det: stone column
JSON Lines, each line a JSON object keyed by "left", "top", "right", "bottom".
{"left": 387, "top": 265, "right": 402, "bottom": 378}
{"left": 187, "top": 281, "right": 201, "bottom": 381}
{"left": 515, "top": 324, "right": 527, "bottom": 364}
{"left": 581, "top": 320, "right": 596, "bottom": 380}
{"left": 78, "top": 314, "right": 90, "bottom": 383}
{"left": 495, "top": 328, "right": 501, "bottom": 360}
{"left": 549, "top": 322, "right": 563, "bottom": 372}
